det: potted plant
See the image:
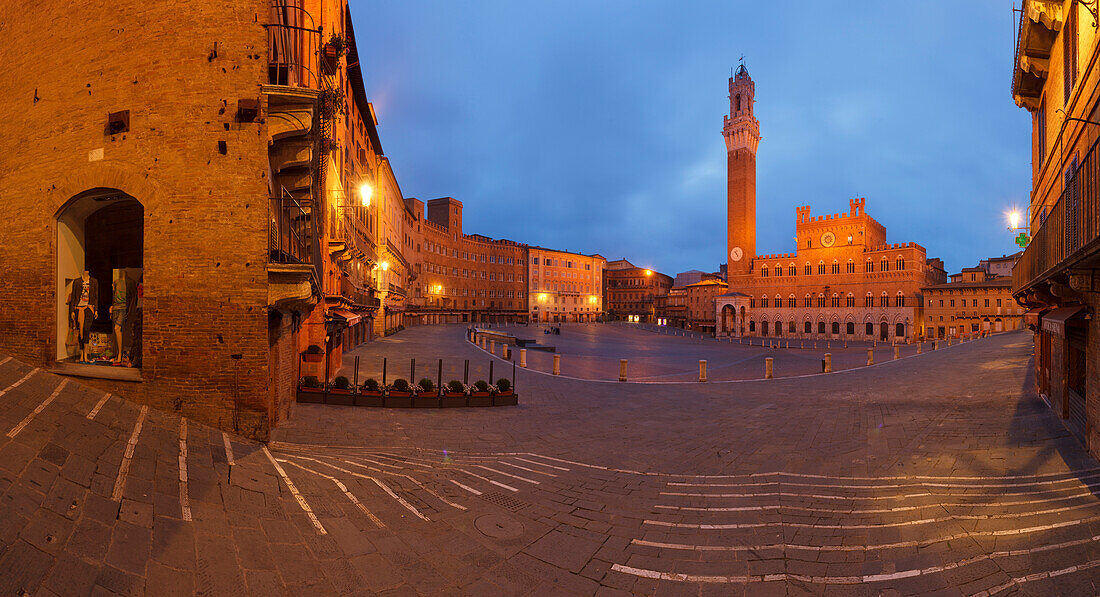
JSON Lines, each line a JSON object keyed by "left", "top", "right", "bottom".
{"left": 469, "top": 379, "right": 493, "bottom": 407}
{"left": 301, "top": 345, "right": 324, "bottom": 363}
{"left": 442, "top": 379, "right": 467, "bottom": 408}
{"left": 326, "top": 375, "right": 354, "bottom": 406}
{"left": 493, "top": 378, "right": 518, "bottom": 406}
{"left": 384, "top": 378, "right": 414, "bottom": 408}
{"left": 413, "top": 378, "right": 439, "bottom": 408}
{"left": 322, "top": 33, "right": 347, "bottom": 70}
{"left": 296, "top": 375, "right": 325, "bottom": 403}
{"left": 356, "top": 378, "right": 384, "bottom": 407}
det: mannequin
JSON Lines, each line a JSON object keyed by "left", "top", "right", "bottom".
{"left": 67, "top": 270, "right": 98, "bottom": 362}
{"left": 109, "top": 270, "right": 133, "bottom": 365}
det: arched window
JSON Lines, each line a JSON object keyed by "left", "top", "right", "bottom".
{"left": 846, "top": 260, "right": 855, "bottom": 274}
{"left": 831, "top": 293, "right": 840, "bottom": 308}
{"left": 749, "top": 320, "right": 755, "bottom": 332}
{"left": 865, "top": 292, "right": 873, "bottom": 307}
{"left": 881, "top": 258, "right": 889, "bottom": 272}
{"left": 896, "top": 256, "right": 905, "bottom": 270}
{"left": 761, "top": 265, "right": 768, "bottom": 278}
{"left": 774, "top": 321, "right": 783, "bottom": 336}
{"left": 761, "top": 296, "right": 769, "bottom": 308}
{"left": 866, "top": 322, "right": 874, "bottom": 335}
{"left": 817, "top": 293, "right": 826, "bottom": 307}
{"left": 736, "top": 94, "right": 741, "bottom": 111}
{"left": 846, "top": 322, "right": 855, "bottom": 335}
{"left": 831, "top": 260, "right": 840, "bottom": 274}
{"left": 879, "top": 291, "right": 888, "bottom": 307}
{"left": 804, "top": 263, "right": 812, "bottom": 275}
{"left": 818, "top": 261, "right": 826, "bottom": 275}
{"left": 818, "top": 321, "right": 826, "bottom": 334}
{"left": 804, "top": 320, "right": 812, "bottom": 333}
{"left": 788, "top": 321, "right": 796, "bottom": 333}
{"left": 789, "top": 264, "right": 796, "bottom": 276}
{"left": 846, "top": 293, "right": 855, "bottom": 307}
{"left": 750, "top": 296, "right": 756, "bottom": 308}
{"left": 866, "top": 259, "right": 874, "bottom": 273}
{"left": 761, "top": 319, "right": 768, "bottom": 336}
{"left": 804, "top": 293, "right": 812, "bottom": 307}
{"left": 831, "top": 321, "right": 840, "bottom": 334}
{"left": 895, "top": 291, "right": 905, "bottom": 307}
{"left": 788, "top": 295, "right": 796, "bottom": 308}
{"left": 896, "top": 322, "right": 905, "bottom": 337}
{"left": 774, "top": 263, "right": 782, "bottom": 277}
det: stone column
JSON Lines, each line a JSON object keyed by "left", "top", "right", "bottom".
{"left": 553, "top": 354, "right": 560, "bottom": 375}
{"left": 765, "top": 357, "right": 773, "bottom": 379}
{"left": 619, "top": 359, "right": 628, "bottom": 382}
{"left": 894, "top": 345, "right": 900, "bottom": 360}
{"left": 520, "top": 349, "right": 527, "bottom": 368}
{"left": 699, "top": 360, "right": 707, "bottom": 382}
{"left": 824, "top": 353, "right": 832, "bottom": 373}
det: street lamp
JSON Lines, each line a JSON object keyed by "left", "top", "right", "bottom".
{"left": 359, "top": 183, "right": 373, "bottom": 208}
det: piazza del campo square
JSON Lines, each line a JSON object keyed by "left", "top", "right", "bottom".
{"left": 1, "top": 1, "right": 1100, "bottom": 596}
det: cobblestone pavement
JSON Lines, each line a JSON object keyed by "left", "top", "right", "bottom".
{"left": 0, "top": 328, "right": 1098, "bottom": 595}
{"left": 339, "top": 322, "right": 975, "bottom": 383}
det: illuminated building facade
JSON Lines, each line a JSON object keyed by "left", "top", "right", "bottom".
{"left": 527, "top": 248, "right": 606, "bottom": 323}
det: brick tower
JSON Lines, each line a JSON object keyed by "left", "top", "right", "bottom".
{"left": 724, "top": 64, "right": 760, "bottom": 277}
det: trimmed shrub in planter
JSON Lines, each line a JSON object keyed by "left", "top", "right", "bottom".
{"left": 493, "top": 377, "right": 518, "bottom": 406}
{"left": 468, "top": 379, "right": 492, "bottom": 407}
{"left": 356, "top": 378, "right": 383, "bottom": 407}
{"left": 384, "top": 378, "right": 414, "bottom": 408}
{"left": 413, "top": 378, "right": 439, "bottom": 408}
{"left": 301, "top": 345, "right": 324, "bottom": 363}
{"left": 296, "top": 375, "right": 325, "bottom": 403}
{"left": 442, "top": 379, "right": 467, "bottom": 407}
{"left": 327, "top": 375, "right": 353, "bottom": 405}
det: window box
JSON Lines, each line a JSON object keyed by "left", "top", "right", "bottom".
{"left": 383, "top": 392, "right": 414, "bottom": 408}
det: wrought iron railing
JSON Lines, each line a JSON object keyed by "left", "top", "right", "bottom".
{"left": 264, "top": 1, "right": 320, "bottom": 88}
{"left": 270, "top": 191, "right": 312, "bottom": 264}
{"left": 1013, "top": 136, "right": 1100, "bottom": 295}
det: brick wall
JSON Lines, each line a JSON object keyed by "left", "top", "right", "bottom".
{"left": 0, "top": 0, "right": 278, "bottom": 439}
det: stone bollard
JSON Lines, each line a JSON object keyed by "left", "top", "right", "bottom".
{"left": 699, "top": 360, "right": 707, "bottom": 382}
{"left": 490, "top": 340, "right": 495, "bottom": 354}
{"left": 553, "top": 354, "right": 561, "bottom": 375}
{"left": 765, "top": 357, "right": 773, "bottom": 379}
{"left": 503, "top": 344, "right": 510, "bottom": 359}
{"left": 785, "top": 341, "right": 789, "bottom": 349}
{"left": 917, "top": 342, "right": 923, "bottom": 354}
{"left": 824, "top": 353, "right": 832, "bottom": 373}
{"left": 520, "top": 349, "right": 527, "bottom": 368}
{"left": 933, "top": 341, "right": 938, "bottom": 351}
{"left": 844, "top": 341, "right": 848, "bottom": 349}
{"left": 894, "top": 345, "right": 900, "bottom": 360}
{"left": 948, "top": 337, "right": 953, "bottom": 346}
{"left": 867, "top": 348, "right": 874, "bottom": 366}
{"left": 619, "top": 359, "right": 628, "bottom": 382}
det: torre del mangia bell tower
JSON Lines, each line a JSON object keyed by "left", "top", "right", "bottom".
{"left": 723, "top": 64, "right": 760, "bottom": 278}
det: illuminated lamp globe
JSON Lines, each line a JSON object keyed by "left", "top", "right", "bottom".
{"left": 359, "top": 184, "right": 373, "bottom": 208}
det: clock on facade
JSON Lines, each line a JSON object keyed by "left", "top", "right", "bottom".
{"left": 730, "top": 247, "right": 743, "bottom": 262}
{"left": 820, "top": 231, "right": 836, "bottom": 247}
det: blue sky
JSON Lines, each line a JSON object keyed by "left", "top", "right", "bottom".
{"left": 352, "top": 1, "right": 1030, "bottom": 276}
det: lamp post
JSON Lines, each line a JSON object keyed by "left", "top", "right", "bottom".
{"left": 1007, "top": 210, "right": 1031, "bottom": 249}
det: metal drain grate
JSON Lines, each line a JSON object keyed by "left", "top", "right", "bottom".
{"left": 480, "top": 491, "right": 528, "bottom": 513}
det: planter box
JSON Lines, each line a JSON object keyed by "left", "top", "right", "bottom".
{"left": 413, "top": 395, "right": 440, "bottom": 408}
{"left": 296, "top": 387, "right": 325, "bottom": 404}
{"left": 493, "top": 392, "right": 518, "bottom": 407}
{"left": 355, "top": 392, "right": 384, "bottom": 407}
{"left": 468, "top": 392, "right": 492, "bottom": 407}
{"left": 441, "top": 394, "right": 467, "bottom": 408}
{"left": 326, "top": 389, "right": 354, "bottom": 406}
{"left": 384, "top": 392, "right": 413, "bottom": 408}
{"left": 301, "top": 353, "right": 324, "bottom": 363}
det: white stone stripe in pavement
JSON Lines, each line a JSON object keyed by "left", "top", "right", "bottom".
{"left": 0, "top": 369, "right": 37, "bottom": 397}
{"left": 656, "top": 490, "right": 1100, "bottom": 514}
{"left": 178, "top": 419, "right": 192, "bottom": 522}
{"left": 262, "top": 446, "right": 328, "bottom": 535}
{"left": 369, "top": 452, "right": 436, "bottom": 469}
{"left": 668, "top": 473, "right": 1100, "bottom": 490}
{"left": 86, "top": 393, "right": 110, "bottom": 420}
{"left": 662, "top": 482, "right": 1100, "bottom": 499}
{"left": 512, "top": 456, "right": 570, "bottom": 471}
{"left": 450, "top": 479, "right": 482, "bottom": 495}
{"left": 287, "top": 454, "right": 430, "bottom": 521}
{"left": 456, "top": 468, "right": 519, "bottom": 492}
{"left": 278, "top": 458, "right": 385, "bottom": 528}
{"left": 646, "top": 502, "right": 1100, "bottom": 530}
{"left": 615, "top": 536, "right": 1100, "bottom": 585}
{"left": 222, "top": 432, "right": 235, "bottom": 467}
{"left": 331, "top": 456, "right": 467, "bottom": 511}
{"left": 635, "top": 533, "right": 1099, "bottom": 557}
{"left": 974, "top": 558, "right": 1100, "bottom": 596}
{"left": 472, "top": 464, "right": 540, "bottom": 485}
{"left": 6, "top": 379, "right": 68, "bottom": 438}
{"left": 112, "top": 406, "right": 147, "bottom": 502}
{"left": 0, "top": 356, "right": 11, "bottom": 366}
{"left": 498, "top": 460, "right": 558, "bottom": 478}
{"left": 669, "top": 466, "right": 1100, "bottom": 482}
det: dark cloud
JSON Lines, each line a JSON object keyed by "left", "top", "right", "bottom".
{"left": 353, "top": 1, "right": 1029, "bottom": 275}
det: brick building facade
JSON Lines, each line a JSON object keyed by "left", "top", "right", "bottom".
{"left": 1011, "top": 0, "right": 1099, "bottom": 455}
{"left": 528, "top": 248, "right": 605, "bottom": 323}
{"left": 714, "top": 67, "right": 946, "bottom": 342}
{"left": 922, "top": 269, "right": 1021, "bottom": 339}
{"left": 604, "top": 259, "right": 673, "bottom": 323}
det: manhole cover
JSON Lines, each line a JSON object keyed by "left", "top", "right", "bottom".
{"left": 475, "top": 514, "right": 524, "bottom": 539}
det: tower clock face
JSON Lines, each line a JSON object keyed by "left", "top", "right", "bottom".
{"left": 730, "top": 247, "right": 743, "bottom": 262}
{"left": 820, "top": 231, "right": 836, "bottom": 248}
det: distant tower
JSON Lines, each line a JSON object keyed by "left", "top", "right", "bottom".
{"left": 724, "top": 64, "right": 760, "bottom": 277}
